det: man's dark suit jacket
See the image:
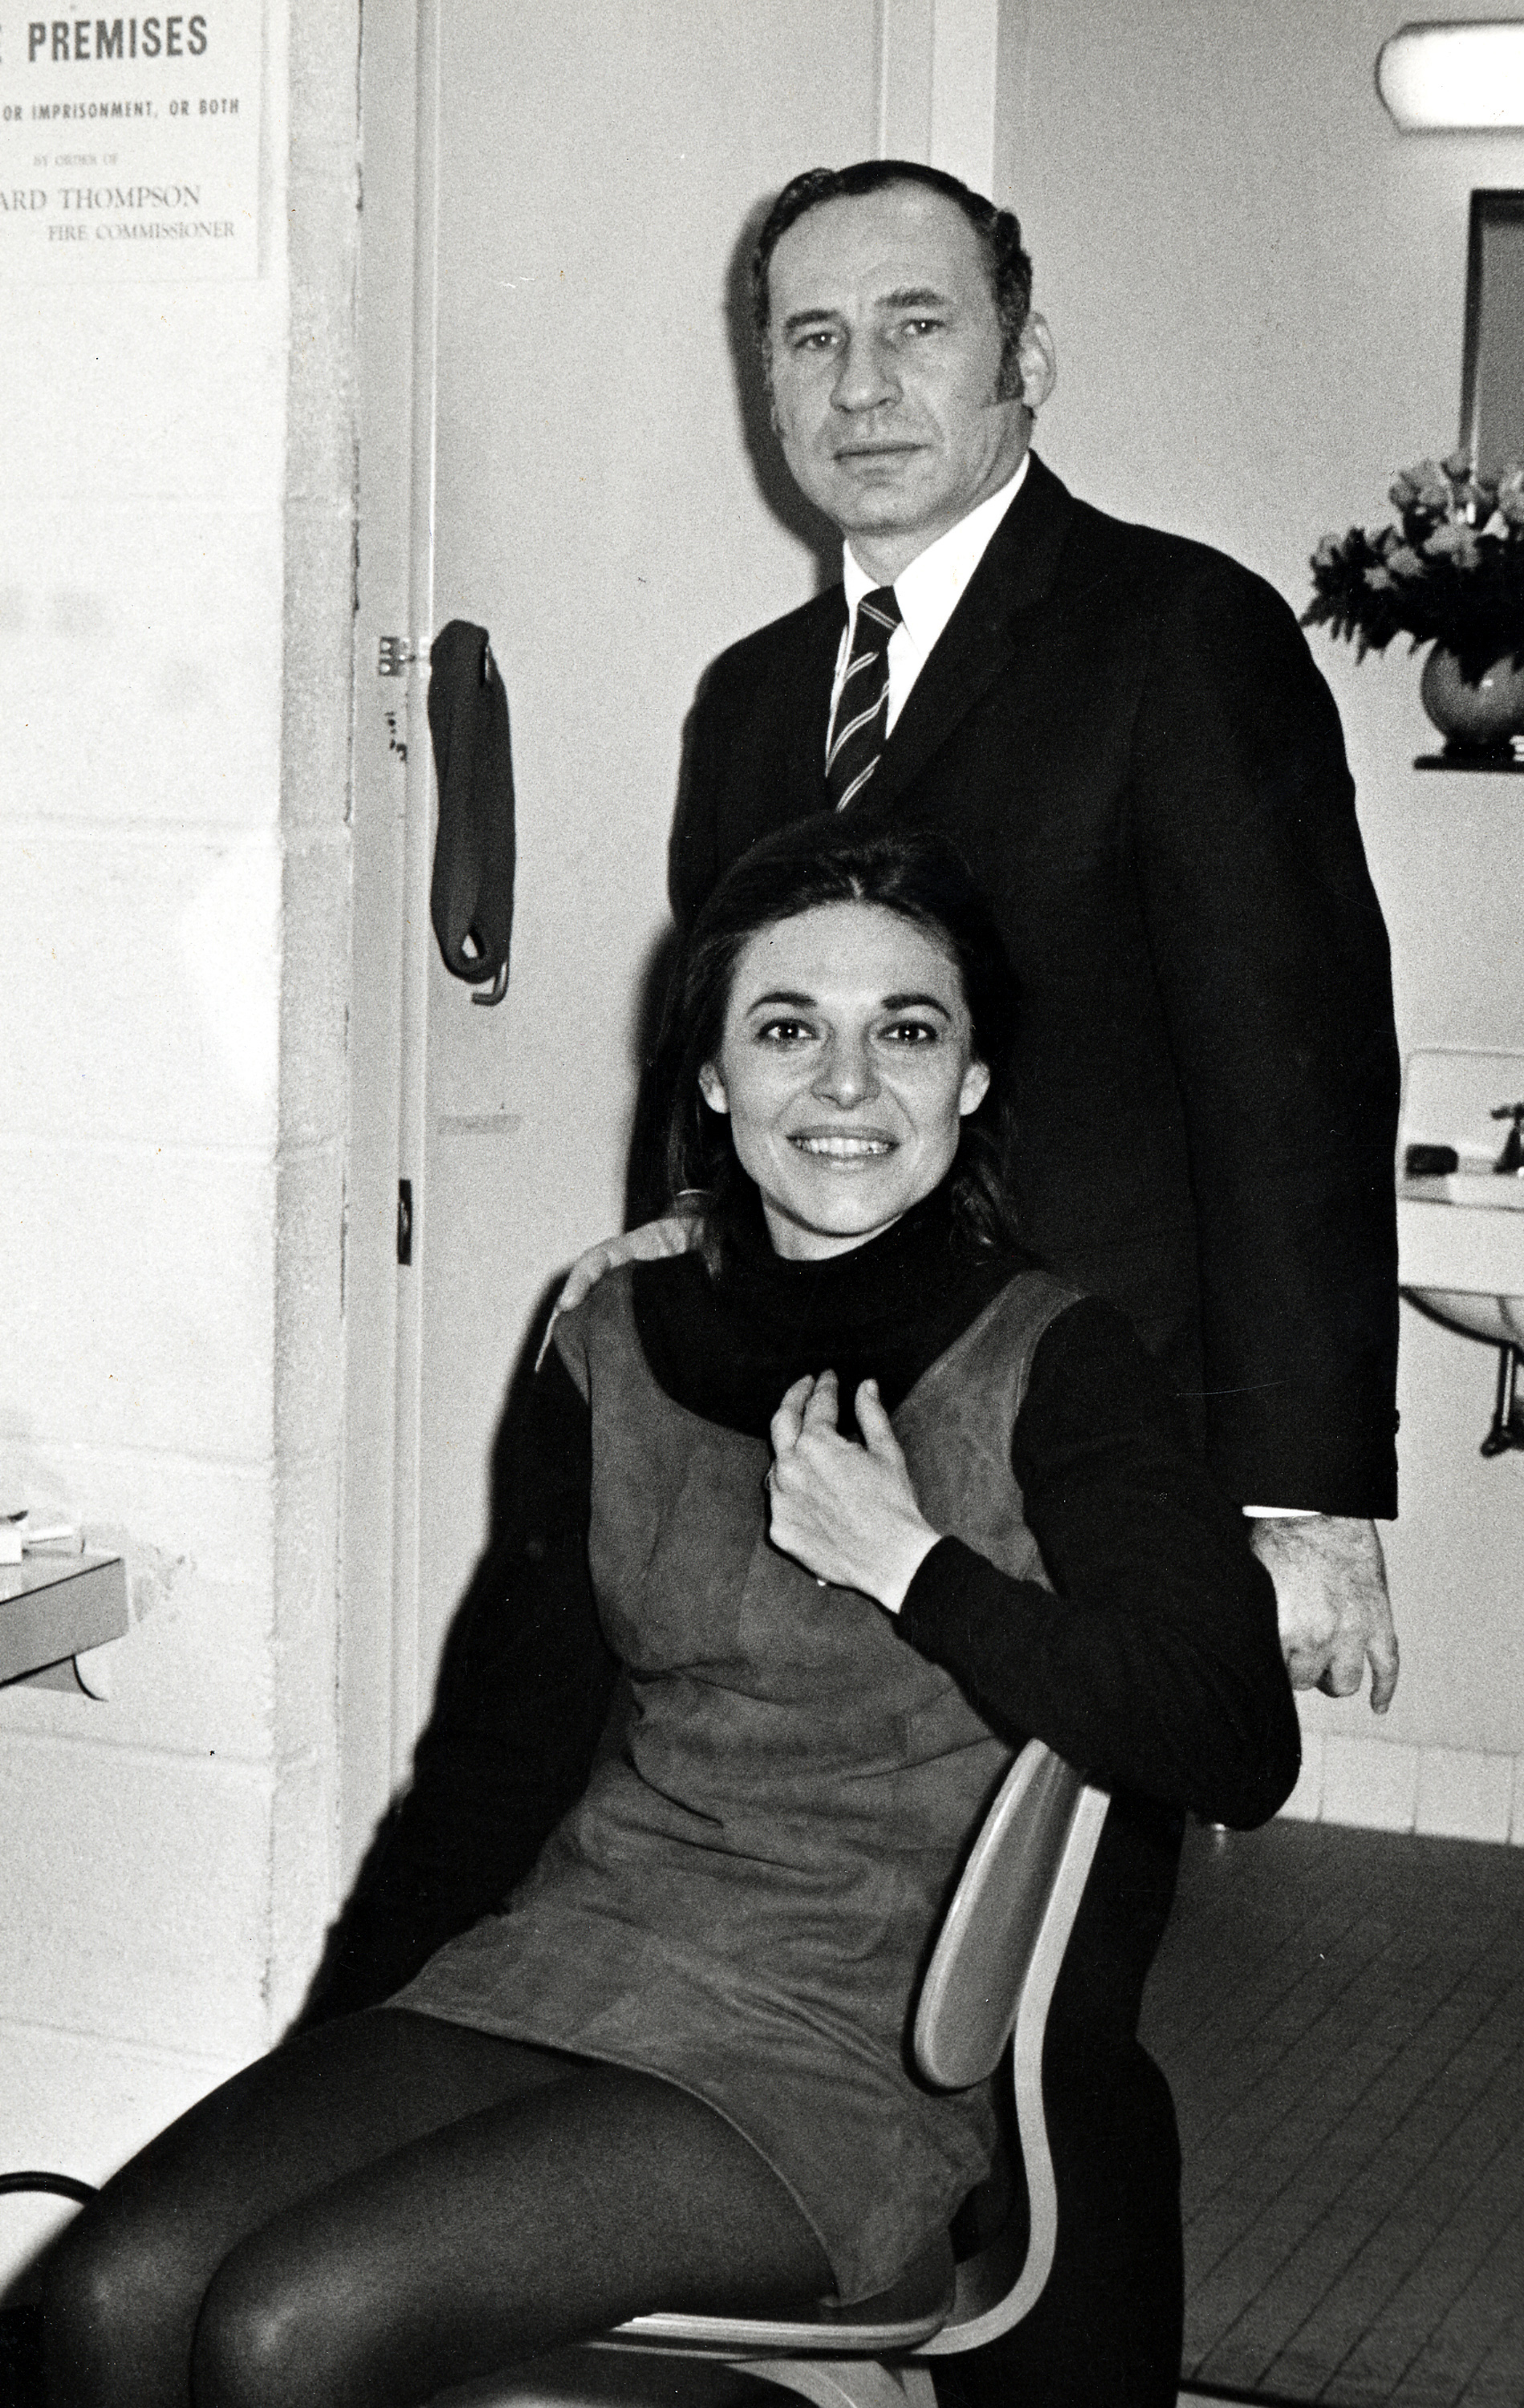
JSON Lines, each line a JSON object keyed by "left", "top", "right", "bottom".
{"left": 671, "top": 452, "right": 1400, "bottom": 1518}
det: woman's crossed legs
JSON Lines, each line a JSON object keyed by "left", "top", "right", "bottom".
{"left": 43, "top": 2008, "right": 831, "bottom": 2408}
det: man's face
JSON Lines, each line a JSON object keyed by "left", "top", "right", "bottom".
{"left": 765, "top": 184, "right": 1030, "bottom": 577}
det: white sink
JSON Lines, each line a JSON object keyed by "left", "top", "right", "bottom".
{"left": 1397, "top": 1049, "right": 1524, "bottom": 1348}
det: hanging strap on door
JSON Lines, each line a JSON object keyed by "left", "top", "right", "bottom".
{"left": 426, "top": 620, "right": 517, "bottom": 1006}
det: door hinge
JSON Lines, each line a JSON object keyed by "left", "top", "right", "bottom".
{"left": 377, "top": 635, "right": 429, "bottom": 677}
{"left": 397, "top": 1179, "right": 413, "bottom": 1265}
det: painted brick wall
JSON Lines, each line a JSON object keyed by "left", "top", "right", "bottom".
{"left": 0, "top": 0, "right": 360, "bottom": 2296}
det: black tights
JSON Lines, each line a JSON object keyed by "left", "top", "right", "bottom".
{"left": 42, "top": 2009, "right": 831, "bottom": 2408}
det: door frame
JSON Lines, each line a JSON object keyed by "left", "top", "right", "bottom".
{"left": 338, "top": 0, "right": 435, "bottom": 1885}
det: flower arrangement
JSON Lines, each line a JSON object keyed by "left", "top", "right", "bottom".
{"left": 1303, "top": 453, "right": 1524, "bottom": 684}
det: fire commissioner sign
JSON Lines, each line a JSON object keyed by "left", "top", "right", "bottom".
{"left": 0, "top": 6, "right": 262, "bottom": 277}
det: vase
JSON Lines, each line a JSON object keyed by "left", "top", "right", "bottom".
{"left": 1419, "top": 643, "right": 1524, "bottom": 760}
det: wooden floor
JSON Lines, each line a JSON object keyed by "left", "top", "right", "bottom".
{"left": 1142, "top": 1817, "right": 1524, "bottom": 2408}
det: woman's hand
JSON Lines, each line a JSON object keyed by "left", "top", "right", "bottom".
{"left": 766, "top": 1371, "right": 941, "bottom": 1613}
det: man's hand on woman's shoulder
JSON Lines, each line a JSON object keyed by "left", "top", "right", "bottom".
{"left": 550, "top": 1214, "right": 700, "bottom": 1324}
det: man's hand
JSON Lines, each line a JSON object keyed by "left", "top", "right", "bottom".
{"left": 1249, "top": 1515, "right": 1398, "bottom": 1712}
{"left": 556, "top": 1214, "right": 699, "bottom": 1313}
{"left": 537, "top": 1214, "right": 700, "bottom": 1369}
{"left": 766, "top": 1371, "right": 940, "bottom": 1612}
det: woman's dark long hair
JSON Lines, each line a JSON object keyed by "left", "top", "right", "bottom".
{"left": 659, "top": 818, "right": 1022, "bottom": 1270}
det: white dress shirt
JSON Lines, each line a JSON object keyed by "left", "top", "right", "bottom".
{"left": 828, "top": 455, "right": 1030, "bottom": 750}
{"left": 825, "top": 454, "right": 1311, "bottom": 1524}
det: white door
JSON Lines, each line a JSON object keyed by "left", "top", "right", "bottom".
{"left": 344, "top": 0, "right": 1006, "bottom": 1863}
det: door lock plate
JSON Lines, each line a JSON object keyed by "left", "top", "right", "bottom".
{"left": 377, "top": 635, "right": 427, "bottom": 677}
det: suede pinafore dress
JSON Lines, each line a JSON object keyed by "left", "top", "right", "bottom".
{"left": 396, "top": 1260, "right": 1075, "bottom": 2302}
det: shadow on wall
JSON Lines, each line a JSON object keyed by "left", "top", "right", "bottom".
{"left": 299, "top": 901, "right": 682, "bottom": 2026}
{"left": 294, "top": 1259, "right": 611, "bottom": 2032}
{"left": 622, "top": 920, "right": 683, "bottom": 1231}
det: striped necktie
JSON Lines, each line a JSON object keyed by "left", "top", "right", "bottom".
{"left": 827, "top": 586, "right": 901, "bottom": 811}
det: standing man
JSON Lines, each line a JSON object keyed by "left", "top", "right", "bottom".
{"left": 673, "top": 160, "right": 1400, "bottom": 1698}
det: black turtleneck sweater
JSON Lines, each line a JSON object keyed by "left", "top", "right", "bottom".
{"left": 632, "top": 1181, "right": 1022, "bottom": 1435}
{"left": 300, "top": 1183, "right": 1298, "bottom": 2028}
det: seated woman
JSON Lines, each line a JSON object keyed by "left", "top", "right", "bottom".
{"left": 45, "top": 820, "right": 1298, "bottom": 2408}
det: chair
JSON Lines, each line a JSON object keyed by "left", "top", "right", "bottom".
{"left": 6, "top": 1745, "right": 1106, "bottom": 2408}
{"left": 592, "top": 1739, "right": 1111, "bottom": 2408}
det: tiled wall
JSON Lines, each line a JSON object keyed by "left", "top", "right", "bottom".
{"left": 1283, "top": 1727, "right": 1524, "bottom": 1845}
{"left": 0, "top": 2, "right": 360, "bottom": 2295}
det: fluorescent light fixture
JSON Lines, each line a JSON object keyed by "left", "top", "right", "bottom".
{"left": 1378, "top": 22, "right": 1524, "bottom": 129}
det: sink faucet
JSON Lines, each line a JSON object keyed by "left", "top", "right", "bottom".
{"left": 1492, "top": 1101, "right": 1524, "bottom": 1174}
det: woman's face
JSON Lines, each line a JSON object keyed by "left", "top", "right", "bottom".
{"left": 697, "top": 901, "right": 990, "bottom": 1261}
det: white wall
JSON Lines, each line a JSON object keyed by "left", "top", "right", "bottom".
{"left": 995, "top": 0, "right": 1524, "bottom": 1837}
{"left": 0, "top": 0, "right": 359, "bottom": 2292}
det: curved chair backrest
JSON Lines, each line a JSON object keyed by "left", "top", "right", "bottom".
{"left": 916, "top": 1740, "right": 1104, "bottom": 2086}
{"left": 913, "top": 1739, "right": 1110, "bottom": 2354}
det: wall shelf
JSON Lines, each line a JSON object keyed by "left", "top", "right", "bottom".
{"left": 0, "top": 1555, "right": 128, "bottom": 1686}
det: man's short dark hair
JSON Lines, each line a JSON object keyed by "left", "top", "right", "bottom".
{"left": 750, "top": 159, "right": 1035, "bottom": 401}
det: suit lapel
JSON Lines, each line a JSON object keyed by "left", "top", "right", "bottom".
{"left": 783, "top": 588, "right": 846, "bottom": 812}
{"left": 876, "top": 452, "right": 1075, "bottom": 809}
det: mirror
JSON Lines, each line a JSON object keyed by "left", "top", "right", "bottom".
{"left": 1461, "top": 189, "right": 1524, "bottom": 474}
